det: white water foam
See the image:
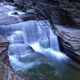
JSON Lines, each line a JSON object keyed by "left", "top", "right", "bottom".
{"left": 7, "top": 20, "right": 68, "bottom": 71}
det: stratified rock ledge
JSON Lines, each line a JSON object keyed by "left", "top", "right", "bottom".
{"left": 55, "top": 25, "right": 80, "bottom": 63}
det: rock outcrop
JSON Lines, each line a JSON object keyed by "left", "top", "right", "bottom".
{"left": 0, "top": 35, "right": 10, "bottom": 66}
{"left": 0, "top": 62, "right": 25, "bottom": 80}
{"left": 56, "top": 25, "right": 80, "bottom": 63}
{"left": 13, "top": 0, "right": 80, "bottom": 27}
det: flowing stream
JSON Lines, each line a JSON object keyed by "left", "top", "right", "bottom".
{"left": 0, "top": 18, "right": 80, "bottom": 80}
{"left": 1, "top": 20, "right": 79, "bottom": 80}
{"left": 0, "top": 4, "right": 80, "bottom": 80}
{"left": 6, "top": 20, "right": 67, "bottom": 70}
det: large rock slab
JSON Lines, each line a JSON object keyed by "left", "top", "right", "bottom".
{"left": 55, "top": 25, "right": 80, "bottom": 63}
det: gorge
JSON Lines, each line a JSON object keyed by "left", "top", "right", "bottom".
{"left": 0, "top": 0, "right": 80, "bottom": 80}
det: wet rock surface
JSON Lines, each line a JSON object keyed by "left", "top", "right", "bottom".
{"left": 0, "top": 36, "right": 10, "bottom": 66}
{"left": 56, "top": 25, "right": 80, "bottom": 63}
{"left": 59, "top": 0, "right": 80, "bottom": 28}
{"left": 0, "top": 62, "right": 25, "bottom": 80}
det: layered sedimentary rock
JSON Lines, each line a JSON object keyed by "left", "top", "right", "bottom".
{"left": 59, "top": 0, "right": 80, "bottom": 28}
{"left": 13, "top": 0, "right": 60, "bottom": 25}
{"left": 13, "top": 0, "right": 80, "bottom": 27}
{"left": 0, "top": 35, "right": 10, "bottom": 66}
{"left": 14, "top": 0, "right": 62, "bottom": 25}
{"left": 0, "top": 62, "right": 25, "bottom": 80}
{"left": 56, "top": 25, "right": 80, "bottom": 63}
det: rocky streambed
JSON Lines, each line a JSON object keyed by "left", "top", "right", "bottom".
{"left": 0, "top": 0, "right": 80, "bottom": 80}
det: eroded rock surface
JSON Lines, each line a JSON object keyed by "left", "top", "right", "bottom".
{"left": 13, "top": 0, "right": 80, "bottom": 28}
{"left": 0, "top": 62, "right": 25, "bottom": 80}
{"left": 56, "top": 25, "right": 80, "bottom": 63}
{"left": 0, "top": 35, "right": 10, "bottom": 66}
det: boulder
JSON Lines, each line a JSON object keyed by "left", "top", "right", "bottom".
{"left": 13, "top": 0, "right": 62, "bottom": 25}
{"left": 35, "top": 2, "right": 63, "bottom": 26}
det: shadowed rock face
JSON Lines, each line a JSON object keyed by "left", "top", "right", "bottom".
{"left": 13, "top": 0, "right": 80, "bottom": 28}
{"left": 0, "top": 0, "right": 80, "bottom": 79}
{"left": 59, "top": 0, "right": 80, "bottom": 28}
{"left": 6, "top": 0, "right": 14, "bottom": 2}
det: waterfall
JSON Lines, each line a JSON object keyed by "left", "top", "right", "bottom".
{"left": 22, "top": 20, "right": 67, "bottom": 60}
{"left": 2, "top": 20, "right": 68, "bottom": 71}
{"left": 23, "top": 20, "right": 59, "bottom": 50}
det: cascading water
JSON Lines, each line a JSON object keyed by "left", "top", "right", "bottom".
{"left": 0, "top": 3, "right": 16, "bottom": 13}
{"left": 7, "top": 10, "right": 26, "bottom": 22}
{"left": 0, "top": 3, "right": 80, "bottom": 80}
{"left": 5, "top": 20, "right": 68, "bottom": 71}
{"left": 1, "top": 18, "right": 80, "bottom": 80}
{"left": 22, "top": 20, "right": 60, "bottom": 50}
